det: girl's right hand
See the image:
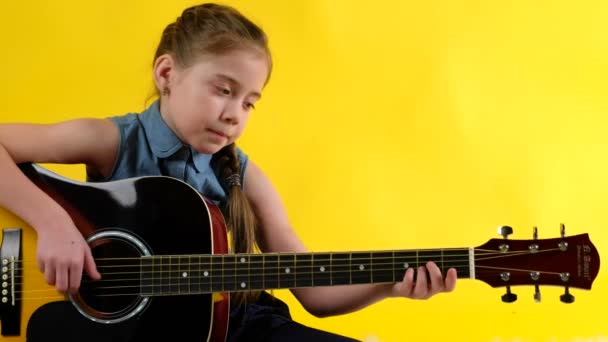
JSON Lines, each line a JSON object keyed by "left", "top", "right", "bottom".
{"left": 35, "top": 221, "right": 101, "bottom": 294}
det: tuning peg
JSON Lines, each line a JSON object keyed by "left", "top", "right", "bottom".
{"left": 498, "top": 226, "right": 513, "bottom": 239}
{"left": 560, "top": 286, "right": 575, "bottom": 304}
{"left": 534, "top": 284, "right": 541, "bottom": 303}
{"left": 560, "top": 223, "right": 566, "bottom": 238}
{"left": 533, "top": 226, "right": 538, "bottom": 240}
{"left": 501, "top": 285, "right": 517, "bottom": 303}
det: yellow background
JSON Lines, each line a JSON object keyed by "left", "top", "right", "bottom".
{"left": 1, "top": 0, "right": 607, "bottom": 341}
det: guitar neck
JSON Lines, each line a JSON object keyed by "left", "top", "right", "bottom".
{"left": 136, "top": 248, "right": 471, "bottom": 296}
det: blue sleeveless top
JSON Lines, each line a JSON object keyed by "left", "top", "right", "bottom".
{"left": 87, "top": 100, "right": 248, "bottom": 211}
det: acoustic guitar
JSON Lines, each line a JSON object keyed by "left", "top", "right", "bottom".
{"left": 0, "top": 163, "right": 600, "bottom": 341}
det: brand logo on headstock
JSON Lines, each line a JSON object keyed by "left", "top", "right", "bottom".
{"left": 578, "top": 244, "right": 592, "bottom": 280}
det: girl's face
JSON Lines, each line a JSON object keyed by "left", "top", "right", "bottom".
{"left": 159, "top": 49, "right": 269, "bottom": 154}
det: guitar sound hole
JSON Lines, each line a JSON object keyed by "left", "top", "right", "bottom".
{"left": 78, "top": 237, "right": 142, "bottom": 315}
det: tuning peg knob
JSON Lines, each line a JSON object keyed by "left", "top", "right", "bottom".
{"left": 560, "top": 287, "right": 575, "bottom": 304}
{"left": 498, "top": 226, "right": 513, "bottom": 239}
{"left": 501, "top": 285, "right": 517, "bottom": 303}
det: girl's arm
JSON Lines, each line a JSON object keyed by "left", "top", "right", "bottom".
{"left": 0, "top": 119, "right": 119, "bottom": 293}
{"left": 243, "top": 160, "right": 457, "bottom": 318}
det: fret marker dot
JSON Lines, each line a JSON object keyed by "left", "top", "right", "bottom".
{"left": 241, "top": 282, "right": 246, "bottom": 288}
{"left": 182, "top": 272, "right": 188, "bottom": 278}
{"left": 320, "top": 266, "right": 325, "bottom": 272}
{"left": 359, "top": 265, "right": 365, "bottom": 271}
{"left": 403, "top": 263, "right": 409, "bottom": 269}
{"left": 240, "top": 257, "right": 246, "bottom": 263}
{"left": 285, "top": 268, "right": 290, "bottom": 274}
{"left": 204, "top": 271, "right": 209, "bottom": 277}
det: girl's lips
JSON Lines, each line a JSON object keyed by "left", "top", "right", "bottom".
{"left": 208, "top": 129, "right": 227, "bottom": 138}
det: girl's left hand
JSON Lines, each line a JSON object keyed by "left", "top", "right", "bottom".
{"left": 390, "top": 261, "right": 457, "bottom": 300}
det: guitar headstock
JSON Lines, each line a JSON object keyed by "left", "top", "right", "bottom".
{"left": 473, "top": 224, "right": 600, "bottom": 303}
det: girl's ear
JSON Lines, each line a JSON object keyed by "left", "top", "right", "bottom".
{"left": 153, "top": 54, "right": 175, "bottom": 93}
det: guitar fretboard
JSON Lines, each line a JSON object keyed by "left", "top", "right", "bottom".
{"left": 138, "top": 249, "right": 470, "bottom": 296}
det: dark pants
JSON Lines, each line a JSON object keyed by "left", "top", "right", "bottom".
{"left": 227, "top": 291, "right": 360, "bottom": 342}
{"left": 256, "top": 320, "right": 360, "bottom": 342}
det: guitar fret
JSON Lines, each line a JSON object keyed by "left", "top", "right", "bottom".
{"left": 249, "top": 255, "right": 264, "bottom": 290}
{"left": 294, "top": 254, "right": 313, "bottom": 288}
{"left": 170, "top": 256, "right": 179, "bottom": 294}
{"left": 159, "top": 256, "right": 169, "bottom": 294}
{"left": 332, "top": 253, "right": 350, "bottom": 285}
{"left": 393, "top": 251, "right": 416, "bottom": 281}
{"left": 199, "top": 255, "right": 212, "bottom": 293}
{"left": 153, "top": 256, "right": 161, "bottom": 295}
{"left": 418, "top": 250, "right": 436, "bottom": 265}
{"left": 189, "top": 255, "right": 199, "bottom": 294}
{"left": 140, "top": 256, "right": 153, "bottom": 296}
{"left": 264, "top": 254, "right": 279, "bottom": 290}
{"left": 392, "top": 251, "right": 395, "bottom": 282}
{"left": 279, "top": 254, "right": 296, "bottom": 289}
{"left": 443, "top": 249, "right": 470, "bottom": 278}
{"left": 224, "top": 255, "right": 236, "bottom": 291}
{"left": 312, "top": 253, "right": 331, "bottom": 286}
{"left": 188, "top": 256, "right": 192, "bottom": 294}
{"left": 210, "top": 255, "right": 223, "bottom": 292}
{"left": 330, "top": 253, "right": 333, "bottom": 285}
{"left": 235, "top": 255, "right": 250, "bottom": 291}
{"left": 351, "top": 252, "right": 372, "bottom": 285}
{"left": 178, "top": 256, "right": 189, "bottom": 294}
{"left": 349, "top": 253, "right": 353, "bottom": 284}
{"left": 370, "top": 252, "right": 394, "bottom": 283}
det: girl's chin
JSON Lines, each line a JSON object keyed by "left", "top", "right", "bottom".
{"left": 191, "top": 142, "right": 228, "bottom": 155}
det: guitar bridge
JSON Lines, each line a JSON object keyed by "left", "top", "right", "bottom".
{"left": 0, "top": 228, "right": 22, "bottom": 336}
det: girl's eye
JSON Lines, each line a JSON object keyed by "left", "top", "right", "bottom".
{"left": 245, "top": 102, "right": 256, "bottom": 110}
{"left": 217, "top": 87, "right": 231, "bottom": 96}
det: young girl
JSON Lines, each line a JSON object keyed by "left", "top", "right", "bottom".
{"left": 0, "top": 3, "right": 456, "bottom": 341}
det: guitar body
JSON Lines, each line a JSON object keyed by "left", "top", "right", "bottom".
{"left": 0, "top": 164, "right": 230, "bottom": 342}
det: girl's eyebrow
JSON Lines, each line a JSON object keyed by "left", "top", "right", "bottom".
{"left": 215, "top": 73, "right": 262, "bottom": 99}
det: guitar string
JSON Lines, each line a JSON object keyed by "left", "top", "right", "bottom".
{"left": 7, "top": 252, "right": 536, "bottom": 282}
{"left": 9, "top": 265, "right": 571, "bottom": 297}
{"left": 8, "top": 248, "right": 539, "bottom": 269}
{"left": 5, "top": 249, "right": 554, "bottom": 281}
{"left": 4, "top": 248, "right": 570, "bottom": 297}
{"left": 9, "top": 265, "right": 571, "bottom": 289}
{"left": 11, "top": 261, "right": 472, "bottom": 283}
